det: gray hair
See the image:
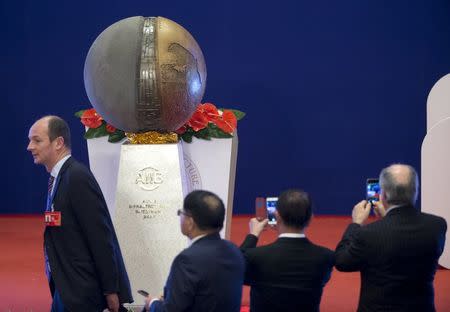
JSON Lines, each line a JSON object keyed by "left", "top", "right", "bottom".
{"left": 379, "top": 164, "right": 419, "bottom": 206}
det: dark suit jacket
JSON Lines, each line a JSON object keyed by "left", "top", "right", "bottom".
{"left": 335, "top": 205, "right": 447, "bottom": 312}
{"left": 45, "top": 157, "right": 133, "bottom": 311}
{"left": 240, "top": 234, "right": 334, "bottom": 312}
{"left": 150, "top": 233, "right": 244, "bottom": 312}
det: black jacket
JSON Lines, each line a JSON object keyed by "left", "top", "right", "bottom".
{"left": 240, "top": 234, "right": 334, "bottom": 312}
{"left": 45, "top": 157, "right": 133, "bottom": 311}
{"left": 335, "top": 205, "right": 447, "bottom": 312}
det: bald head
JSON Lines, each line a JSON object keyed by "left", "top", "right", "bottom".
{"left": 379, "top": 164, "right": 418, "bottom": 206}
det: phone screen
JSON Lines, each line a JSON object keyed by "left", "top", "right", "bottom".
{"left": 366, "top": 179, "right": 380, "bottom": 204}
{"left": 266, "top": 197, "right": 278, "bottom": 225}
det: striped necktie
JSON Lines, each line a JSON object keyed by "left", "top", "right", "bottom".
{"left": 46, "top": 176, "right": 55, "bottom": 212}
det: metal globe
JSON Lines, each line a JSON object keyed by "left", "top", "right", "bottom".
{"left": 84, "top": 16, "right": 207, "bottom": 132}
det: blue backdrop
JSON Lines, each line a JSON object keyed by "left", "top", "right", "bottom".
{"left": 3, "top": 0, "right": 450, "bottom": 214}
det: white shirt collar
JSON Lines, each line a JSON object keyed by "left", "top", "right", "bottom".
{"left": 50, "top": 155, "right": 71, "bottom": 178}
{"left": 279, "top": 233, "right": 306, "bottom": 238}
{"left": 188, "top": 234, "right": 208, "bottom": 247}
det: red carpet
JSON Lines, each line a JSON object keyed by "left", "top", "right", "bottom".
{"left": 0, "top": 215, "right": 449, "bottom": 311}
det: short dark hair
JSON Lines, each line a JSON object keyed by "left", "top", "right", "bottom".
{"left": 277, "top": 189, "right": 312, "bottom": 229}
{"left": 47, "top": 116, "right": 71, "bottom": 149}
{"left": 183, "top": 190, "right": 225, "bottom": 231}
{"left": 379, "top": 164, "right": 418, "bottom": 206}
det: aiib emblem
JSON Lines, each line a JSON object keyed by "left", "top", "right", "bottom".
{"left": 136, "top": 167, "right": 164, "bottom": 191}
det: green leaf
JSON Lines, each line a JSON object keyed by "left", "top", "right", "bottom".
{"left": 181, "top": 132, "right": 193, "bottom": 143}
{"left": 208, "top": 124, "right": 233, "bottom": 138}
{"left": 193, "top": 128, "right": 211, "bottom": 140}
{"left": 230, "top": 109, "right": 246, "bottom": 121}
{"left": 74, "top": 109, "right": 86, "bottom": 118}
{"left": 84, "top": 123, "right": 108, "bottom": 139}
{"left": 219, "top": 108, "right": 246, "bottom": 121}
{"left": 108, "top": 130, "right": 126, "bottom": 143}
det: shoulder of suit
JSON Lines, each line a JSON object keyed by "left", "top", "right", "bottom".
{"left": 187, "top": 235, "right": 236, "bottom": 249}
{"left": 66, "top": 158, "right": 89, "bottom": 172}
{"left": 241, "top": 242, "right": 283, "bottom": 261}
{"left": 299, "top": 240, "right": 334, "bottom": 258}
{"left": 172, "top": 251, "right": 194, "bottom": 269}
{"left": 245, "top": 239, "right": 321, "bottom": 253}
{"left": 62, "top": 158, "right": 94, "bottom": 179}
{"left": 181, "top": 238, "right": 242, "bottom": 264}
{"left": 359, "top": 217, "right": 387, "bottom": 230}
{"left": 420, "top": 212, "right": 447, "bottom": 226}
{"left": 216, "top": 237, "right": 241, "bottom": 252}
{"left": 315, "top": 243, "right": 335, "bottom": 255}
{"left": 244, "top": 239, "right": 334, "bottom": 265}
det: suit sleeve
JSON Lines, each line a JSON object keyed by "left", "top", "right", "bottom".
{"left": 240, "top": 234, "right": 258, "bottom": 251}
{"left": 322, "top": 250, "right": 335, "bottom": 285}
{"left": 150, "top": 254, "right": 197, "bottom": 312}
{"left": 68, "top": 168, "right": 119, "bottom": 294}
{"left": 239, "top": 234, "right": 259, "bottom": 286}
{"left": 334, "top": 223, "right": 367, "bottom": 272}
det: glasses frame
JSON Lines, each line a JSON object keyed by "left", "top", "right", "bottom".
{"left": 177, "top": 209, "right": 191, "bottom": 217}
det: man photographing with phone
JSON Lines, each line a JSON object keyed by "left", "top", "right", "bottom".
{"left": 143, "top": 190, "right": 244, "bottom": 312}
{"left": 240, "top": 189, "right": 334, "bottom": 312}
{"left": 335, "top": 164, "right": 447, "bottom": 312}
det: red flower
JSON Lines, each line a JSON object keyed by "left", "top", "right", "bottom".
{"left": 187, "top": 110, "right": 209, "bottom": 132}
{"left": 199, "top": 103, "right": 220, "bottom": 122}
{"left": 175, "top": 125, "right": 187, "bottom": 134}
{"left": 80, "top": 108, "right": 103, "bottom": 129}
{"left": 214, "top": 110, "right": 237, "bottom": 134}
{"left": 106, "top": 124, "right": 116, "bottom": 133}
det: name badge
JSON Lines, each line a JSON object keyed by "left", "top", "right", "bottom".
{"left": 45, "top": 211, "right": 61, "bottom": 226}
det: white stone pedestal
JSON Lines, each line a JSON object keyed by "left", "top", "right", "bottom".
{"left": 85, "top": 134, "right": 239, "bottom": 306}
{"left": 113, "top": 143, "right": 188, "bottom": 302}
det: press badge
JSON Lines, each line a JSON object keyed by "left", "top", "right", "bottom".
{"left": 45, "top": 211, "right": 61, "bottom": 226}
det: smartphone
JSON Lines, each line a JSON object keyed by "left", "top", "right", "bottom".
{"left": 266, "top": 197, "right": 278, "bottom": 225}
{"left": 255, "top": 197, "right": 267, "bottom": 220}
{"left": 366, "top": 178, "right": 380, "bottom": 204}
{"left": 138, "top": 289, "right": 149, "bottom": 297}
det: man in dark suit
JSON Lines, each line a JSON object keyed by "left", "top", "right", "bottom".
{"left": 27, "top": 116, "right": 133, "bottom": 312}
{"left": 144, "top": 190, "right": 245, "bottom": 312}
{"left": 240, "top": 189, "right": 335, "bottom": 312}
{"left": 335, "top": 164, "right": 447, "bottom": 312}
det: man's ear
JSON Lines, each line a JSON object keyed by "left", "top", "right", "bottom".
{"left": 380, "top": 190, "right": 388, "bottom": 205}
{"left": 53, "top": 136, "right": 65, "bottom": 150}
{"left": 186, "top": 216, "right": 196, "bottom": 232}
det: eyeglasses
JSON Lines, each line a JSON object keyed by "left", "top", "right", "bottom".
{"left": 177, "top": 209, "right": 191, "bottom": 217}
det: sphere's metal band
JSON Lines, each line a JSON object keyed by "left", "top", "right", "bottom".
{"left": 136, "top": 17, "right": 162, "bottom": 130}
